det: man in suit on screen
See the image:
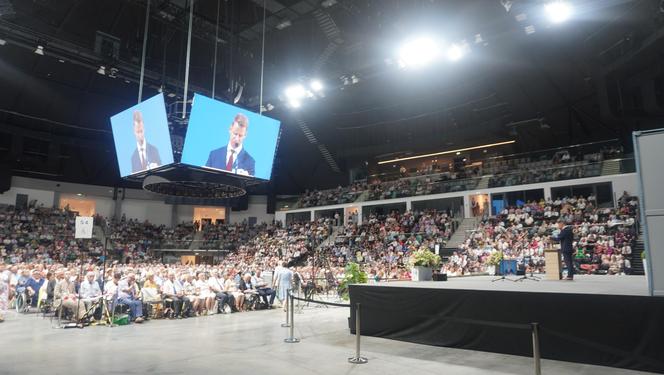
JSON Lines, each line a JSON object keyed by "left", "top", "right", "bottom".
{"left": 205, "top": 113, "right": 255, "bottom": 176}
{"left": 130, "top": 110, "right": 162, "bottom": 173}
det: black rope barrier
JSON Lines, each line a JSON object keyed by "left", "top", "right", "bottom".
{"left": 289, "top": 294, "right": 351, "bottom": 308}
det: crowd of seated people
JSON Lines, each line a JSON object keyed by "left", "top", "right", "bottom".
{"left": 367, "top": 170, "right": 479, "bottom": 201}
{"left": 318, "top": 209, "right": 456, "bottom": 280}
{"left": 446, "top": 194, "right": 639, "bottom": 277}
{"left": 299, "top": 182, "right": 367, "bottom": 208}
{"left": 160, "top": 222, "right": 195, "bottom": 249}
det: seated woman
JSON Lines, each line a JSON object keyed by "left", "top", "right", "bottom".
{"left": 224, "top": 272, "right": 244, "bottom": 312}
{"left": 195, "top": 272, "right": 215, "bottom": 315}
{"left": 182, "top": 274, "right": 200, "bottom": 316}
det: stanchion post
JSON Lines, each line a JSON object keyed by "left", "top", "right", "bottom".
{"left": 281, "top": 288, "right": 291, "bottom": 327}
{"left": 348, "top": 302, "right": 368, "bottom": 364}
{"left": 531, "top": 322, "right": 541, "bottom": 375}
{"left": 284, "top": 292, "right": 300, "bottom": 343}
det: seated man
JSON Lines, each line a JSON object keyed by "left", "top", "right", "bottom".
{"left": 161, "top": 272, "right": 188, "bottom": 319}
{"left": 54, "top": 270, "right": 86, "bottom": 320}
{"left": 79, "top": 271, "right": 102, "bottom": 319}
{"left": 239, "top": 273, "right": 259, "bottom": 310}
{"left": 252, "top": 270, "right": 276, "bottom": 308}
{"left": 208, "top": 270, "right": 234, "bottom": 313}
{"left": 117, "top": 273, "right": 144, "bottom": 323}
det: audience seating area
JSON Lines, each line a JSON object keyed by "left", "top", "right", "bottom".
{"left": 446, "top": 194, "right": 640, "bottom": 277}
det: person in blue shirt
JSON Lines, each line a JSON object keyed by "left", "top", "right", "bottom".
{"left": 25, "top": 270, "right": 46, "bottom": 307}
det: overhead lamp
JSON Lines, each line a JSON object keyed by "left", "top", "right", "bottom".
{"left": 310, "top": 80, "right": 323, "bottom": 92}
{"left": 275, "top": 19, "right": 292, "bottom": 30}
{"left": 288, "top": 99, "right": 301, "bottom": 109}
{"left": 0, "top": 39, "right": 6, "bottom": 46}
{"left": 285, "top": 84, "right": 306, "bottom": 100}
{"left": 397, "top": 36, "right": 441, "bottom": 69}
{"left": 446, "top": 44, "right": 466, "bottom": 62}
{"left": 34, "top": 45, "right": 44, "bottom": 55}
{"left": 545, "top": 1, "right": 572, "bottom": 24}
{"left": 97, "top": 66, "right": 106, "bottom": 75}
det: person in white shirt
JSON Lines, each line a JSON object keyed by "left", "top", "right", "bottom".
{"left": 161, "top": 272, "right": 187, "bottom": 318}
{"left": 79, "top": 271, "right": 102, "bottom": 316}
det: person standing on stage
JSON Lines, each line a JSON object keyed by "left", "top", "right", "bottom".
{"left": 553, "top": 219, "right": 575, "bottom": 280}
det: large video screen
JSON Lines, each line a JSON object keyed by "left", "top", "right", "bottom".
{"left": 110, "top": 93, "right": 174, "bottom": 177}
{"left": 181, "top": 94, "right": 281, "bottom": 180}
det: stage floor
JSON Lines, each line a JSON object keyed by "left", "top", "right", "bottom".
{"left": 372, "top": 274, "right": 649, "bottom": 296}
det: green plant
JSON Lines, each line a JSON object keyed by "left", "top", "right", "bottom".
{"left": 487, "top": 251, "right": 503, "bottom": 266}
{"left": 408, "top": 247, "right": 442, "bottom": 268}
{"left": 338, "top": 262, "right": 368, "bottom": 301}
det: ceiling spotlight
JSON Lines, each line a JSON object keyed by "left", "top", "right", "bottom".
{"left": 321, "top": 0, "right": 337, "bottom": 8}
{"left": 397, "top": 36, "right": 441, "bottom": 69}
{"left": 108, "top": 67, "right": 118, "bottom": 78}
{"left": 545, "top": 1, "right": 572, "bottom": 24}
{"left": 167, "top": 92, "right": 176, "bottom": 98}
{"left": 158, "top": 86, "right": 163, "bottom": 93}
{"left": 285, "top": 84, "right": 306, "bottom": 100}
{"left": 34, "top": 45, "right": 44, "bottom": 55}
{"left": 97, "top": 66, "right": 106, "bottom": 75}
{"left": 261, "top": 103, "right": 275, "bottom": 112}
{"left": 0, "top": 39, "right": 6, "bottom": 46}
{"left": 446, "top": 44, "right": 466, "bottom": 62}
{"left": 275, "top": 20, "right": 292, "bottom": 30}
{"left": 288, "top": 99, "right": 301, "bottom": 109}
{"left": 310, "top": 80, "right": 323, "bottom": 92}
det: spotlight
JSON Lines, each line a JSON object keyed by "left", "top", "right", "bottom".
{"left": 310, "top": 80, "right": 323, "bottom": 92}
{"left": 0, "top": 39, "right": 6, "bottom": 46}
{"left": 97, "top": 66, "right": 106, "bottom": 75}
{"left": 34, "top": 45, "right": 44, "bottom": 55}
{"left": 285, "top": 84, "right": 306, "bottom": 100}
{"left": 167, "top": 92, "right": 176, "bottom": 98}
{"left": 545, "top": 1, "right": 572, "bottom": 24}
{"left": 397, "top": 36, "right": 441, "bottom": 69}
{"left": 446, "top": 44, "right": 466, "bottom": 62}
{"left": 288, "top": 99, "right": 301, "bottom": 108}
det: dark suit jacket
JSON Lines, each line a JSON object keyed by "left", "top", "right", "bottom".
{"left": 131, "top": 142, "right": 162, "bottom": 173}
{"left": 554, "top": 225, "right": 574, "bottom": 254}
{"left": 205, "top": 146, "right": 255, "bottom": 176}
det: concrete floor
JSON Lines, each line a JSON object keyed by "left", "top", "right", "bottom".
{"left": 373, "top": 274, "right": 649, "bottom": 295}
{"left": 0, "top": 302, "right": 654, "bottom": 375}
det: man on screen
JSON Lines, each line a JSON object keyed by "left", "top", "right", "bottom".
{"left": 205, "top": 113, "right": 255, "bottom": 176}
{"left": 131, "top": 110, "right": 162, "bottom": 173}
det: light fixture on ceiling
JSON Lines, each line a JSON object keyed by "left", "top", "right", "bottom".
{"left": 0, "top": 38, "right": 6, "bottom": 46}
{"left": 310, "top": 80, "right": 323, "bottom": 92}
{"left": 545, "top": 1, "right": 572, "bottom": 24}
{"left": 97, "top": 66, "right": 106, "bottom": 75}
{"left": 275, "top": 19, "right": 292, "bottom": 30}
{"left": 397, "top": 36, "right": 441, "bottom": 69}
{"left": 377, "top": 140, "right": 516, "bottom": 165}
{"left": 34, "top": 45, "right": 44, "bottom": 55}
{"left": 446, "top": 43, "right": 467, "bottom": 62}
{"left": 108, "top": 67, "right": 118, "bottom": 78}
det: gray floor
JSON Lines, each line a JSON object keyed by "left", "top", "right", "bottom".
{"left": 372, "top": 274, "right": 649, "bottom": 295}
{"left": 0, "top": 301, "right": 654, "bottom": 374}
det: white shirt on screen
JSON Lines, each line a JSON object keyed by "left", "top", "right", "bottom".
{"left": 136, "top": 140, "right": 147, "bottom": 166}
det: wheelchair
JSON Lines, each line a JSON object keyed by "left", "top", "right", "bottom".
{"left": 14, "top": 290, "right": 31, "bottom": 313}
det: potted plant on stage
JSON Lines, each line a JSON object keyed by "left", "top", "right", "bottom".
{"left": 487, "top": 251, "right": 503, "bottom": 276}
{"left": 338, "top": 262, "right": 368, "bottom": 301}
{"left": 409, "top": 246, "right": 441, "bottom": 281}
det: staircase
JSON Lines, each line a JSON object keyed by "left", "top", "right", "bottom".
{"left": 189, "top": 230, "right": 205, "bottom": 250}
{"left": 631, "top": 224, "right": 645, "bottom": 275}
{"left": 475, "top": 175, "right": 491, "bottom": 190}
{"left": 445, "top": 217, "right": 480, "bottom": 249}
{"left": 601, "top": 159, "right": 621, "bottom": 176}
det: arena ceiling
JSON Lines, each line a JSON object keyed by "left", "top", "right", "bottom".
{"left": 0, "top": 0, "right": 663, "bottom": 195}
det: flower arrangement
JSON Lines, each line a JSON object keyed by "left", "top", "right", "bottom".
{"left": 338, "top": 262, "right": 368, "bottom": 301}
{"left": 487, "top": 251, "right": 504, "bottom": 266}
{"left": 408, "top": 246, "right": 442, "bottom": 268}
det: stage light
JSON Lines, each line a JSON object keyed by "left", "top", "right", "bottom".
{"left": 285, "top": 84, "right": 306, "bottom": 100}
{"left": 34, "top": 45, "right": 44, "bottom": 55}
{"left": 167, "top": 92, "right": 176, "bottom": 98}
{"left": 310, "top": 80, "right": 323, "bottom": 92}
{"left": 0, "top": 39, "right": 6, "bottom": 46}
{"left": 545, "top": 1, "right": 572, "bottom": 24}
{"left": 397, "top": 36, "right": 441, "bottom": 69}
{"left": 97, "top": 66, "right": 106, "bottom": 75}
{"left": 288, "top": 99, "right": 301, "bottom": 108}
{"left": 446, "top": 44, "right": 465, "bottom": 62}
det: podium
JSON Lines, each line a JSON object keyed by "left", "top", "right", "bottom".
{"left": 544, "top": 248, "right": 562, "bottom": 280}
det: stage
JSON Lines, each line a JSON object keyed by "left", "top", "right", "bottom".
{"left": 349, "top": 275, "right": 664, "bottom": 374}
